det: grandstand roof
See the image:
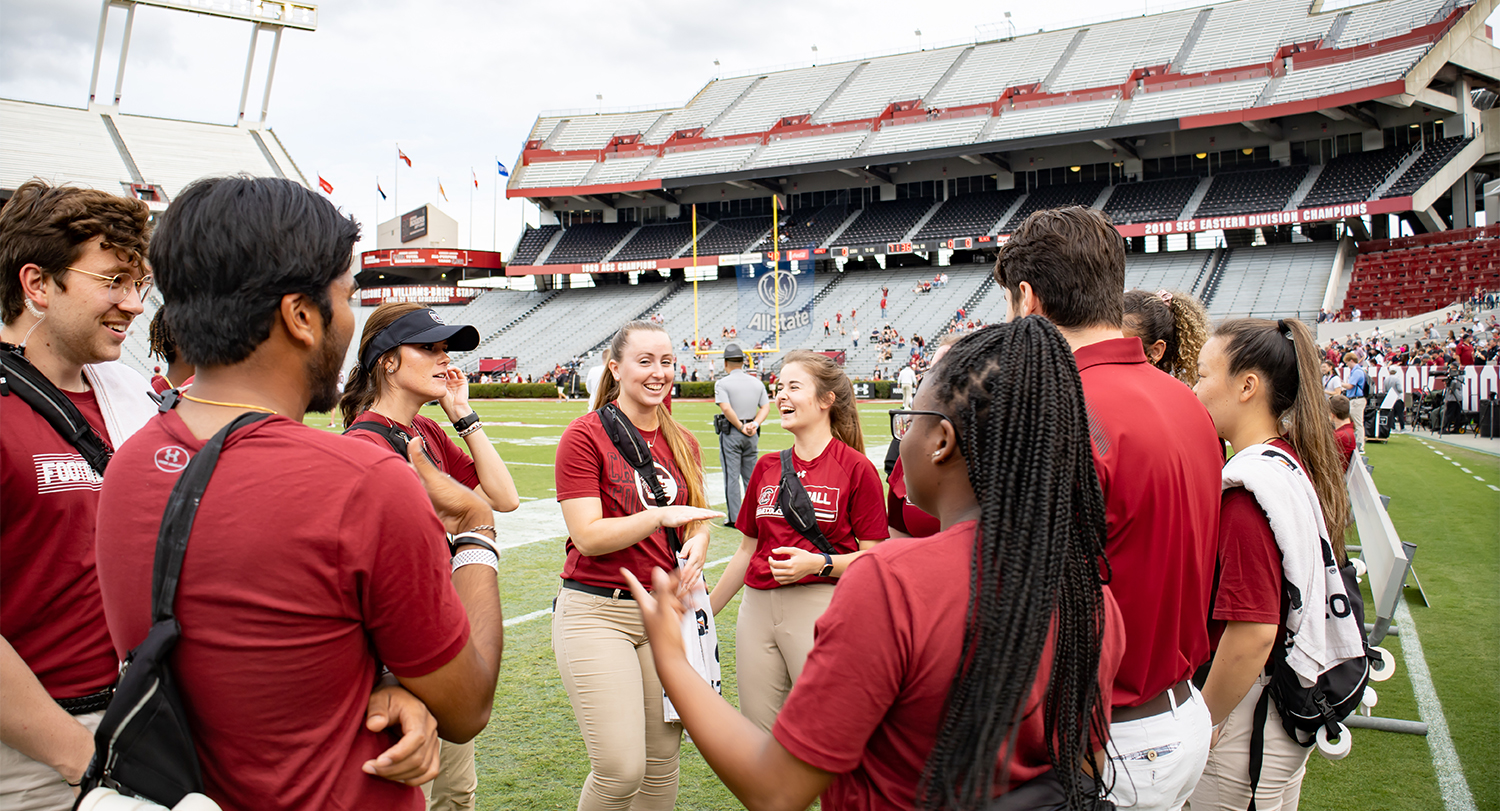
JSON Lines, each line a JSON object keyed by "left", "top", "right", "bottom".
{"left": 0, "top": 99, "right": 309, "bottom": 205}
{"left": 508, "top": 0, "right": 1488, "bottom": 199}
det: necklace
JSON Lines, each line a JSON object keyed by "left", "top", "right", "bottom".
{"left": 180, "top": 393, "right": 278, "bottom": 415}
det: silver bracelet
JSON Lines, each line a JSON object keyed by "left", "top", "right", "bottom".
{"left": 452, "top": 548, "right": 499, "bottom": 573}
{"left": 458, "top": 422, "right": 485, "bottom": 438}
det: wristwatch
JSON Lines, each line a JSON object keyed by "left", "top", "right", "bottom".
{"left": 818, "top": 552, "right": 834, "bottom": 578}
{"left": 452, "top": 411, "right": 480, "bottom": 434}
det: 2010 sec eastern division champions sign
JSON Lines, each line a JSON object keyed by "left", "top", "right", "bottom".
{"left": 736, "top": 258, "right": 815, "bottom": 348}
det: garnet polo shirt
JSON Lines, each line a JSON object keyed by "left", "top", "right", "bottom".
{"left": 1074, "top": 337, "right": 1223, "bottom": 708}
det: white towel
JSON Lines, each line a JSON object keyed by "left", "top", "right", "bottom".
{"left": 83, "top": 361, "right": 156, "bottom": 447}
{"left": 1221, "top": 444, "right": 1366, "bottom": 687}
{"left": 663, "top": 569, "right": 722, "bottom": 723}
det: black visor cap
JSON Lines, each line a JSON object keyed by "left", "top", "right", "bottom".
{"left": 360, "top": 308, "right": 480, "bottom": 371}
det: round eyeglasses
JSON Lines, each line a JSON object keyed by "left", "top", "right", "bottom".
{"left": 65, "top": 267, "right": 153, "bottom": 303}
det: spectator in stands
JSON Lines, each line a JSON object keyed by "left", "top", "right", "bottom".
{"left": 1329, "top": 394, "right": 1357, "bottom": 470}
{"left": 554, "top": 320, "right": 720, "bottom": 811}
{"left": 879, "top": 296, "right": 887, "bottom": 318}
{"left": 0, "top": 180, "right": 159, "bottom": 810}
{"left": 96, "top": 176, "right": 500, "bottom": 810}
{"left": 710, "top": 351, "right": 887, "bottom": 732}
{"left": 1122, "top": 289, "right": 1210, "bottom": 387}
{"left": 996, "top": 206, "right": 1220, "bottom": 811}
{"left": 624, "top": 319, "right": 1124, "bottom": 811}
{"left": 714, "top": 344, "right": 770, "bottom": 530}
{"left": 1188, "top": 317, "right": 1352, "bottom": 810}
{"left": 146, "top": 307, "right": 194, "bottom": 393}
{"left": 1339, "top": 352, "right": 1368, "bottom": 452}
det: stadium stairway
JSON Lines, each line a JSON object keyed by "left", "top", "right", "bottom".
{"left": 1284, "top": 165, "right": 1324, "bottom": 210}
{"left": 1177, "top": 178, "right": 1213, "bottom": 220}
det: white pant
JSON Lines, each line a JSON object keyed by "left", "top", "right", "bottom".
{"left": 0, "top": 710, "right": 103, "bottom": 811}
{"left": 1187, "top": 674, "right": 1309, "bottom": 811}
{"left": 1106, "top": 684, "right": 1213, "bottom": 811}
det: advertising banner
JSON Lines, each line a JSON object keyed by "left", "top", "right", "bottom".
{"left": 357, "top": 285, "right": 477, "bottom": 305}
{"left": 1329, "top": 365, "right": 1499, "bottom": 411}
{"left": 736, "top": 256, "right": 815, "bottom": 350}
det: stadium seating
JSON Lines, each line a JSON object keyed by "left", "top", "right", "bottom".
{"left": 1382, "top": 136, "right": 1472, "bottom": 198}
{"left": 511, "top": 224, "right": 560, "bottom": 265}
{"left": 706, "top": 64, "right": 860, "bottom": 138}
{"left": 1332, "top": 0, "right": 1452, "bottom": 48}
{"left": 694, "top": 216, "right": 771, "bottom": 255}
{"left": 1002, "top": 183, "right": 1107, "bottom": 232}
{"left": 1124, "top": 249, "right": 1214, "bottom": 293}
{"left": 1267, "top": 45, "right": 1431, "bottom": 107}
{"left": 1121, "top": 79, "right": 1269, "bottom": 126}
{"left": 835, "top": 198, "right": 938, "bottom": 246}
{"left": 1206, "top": 242, "right": 1339, "bottom": 321}
{"left": 1298, "top": 143, "right": 1416, "bottom": 208}
{"left": 543, "top": 222, "right": 636, "bottom": 265}
{"left": 753, "top": 204, "right": 853, "bottom": 251}
{"left": 858, "top": 116, "right": 988, "bottom": 158}
{"left": 470, "top": 284, "right": 673, "bottom": 377}
{"left": 915, "top": 190, "right": 1025, "bottom": 241}
{"left": 589, "top": 156, "right": 654, "bottom": 184}
{"left": 1176, "top": 0, "right": 1327, "bottom": 74}
{"left": 812, "top": 47, "right": 966, "bottom": 123}
{"left": 1194, "top": 165, "right": 1308, "bottom": 217}
{"left": 0, "top": 99, "right": 132, "bottom": 192}
{"left": 1103, "top": 178, "right": 1199, "bottom": 224}
{"left": 515, "top": 160, "right": 594, "bottom": 189}
{"left": 746, "top": 132, "right": 869, "bottom": 170}
{"left": 643, "top": 75, "right": 760, "bottom": 143}
{"left": 986, "top": 99, "right": 1118, "bottom": 142}
{"left": 1340, "top": 226, "right": 1500, "bottom": 319}
{"left": 541, "top": 111, "right": 663, "bottom": 152}
{"left": 651, "top": 144, "right": 759, "bottom": 179}
{"left": 925, "top": 30, "right": 1076, "bottom": 108}
{"left": 1049, "top": 10, "right": 1200, "bottom": 94}
{"left": 611, "top": 221, "right": 693, "bottom": 262}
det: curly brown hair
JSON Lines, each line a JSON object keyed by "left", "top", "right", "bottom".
{"left": 1123, "top": 288, "right": 1210, "bottom": 386}
{"left": 0, "top": 179, "right": 151, "bottom": 324}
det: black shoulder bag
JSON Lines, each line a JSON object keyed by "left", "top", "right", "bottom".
{"left": 776, "top": 449, "right": 836, "bottom": 556}
{"left": 76, "top": 411, "right": 271, "bottom": 808}
{"left": 0, "top": 343, "right": 113, "bottom": 475}
{"left": 596, "top": 403, "right": 682, "bottom": 559}
{"left": 344, "top": 419, "right": 412, "bottom": 458}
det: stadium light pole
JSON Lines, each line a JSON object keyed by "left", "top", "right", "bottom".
{"left": 915, "top": 29, "right": 922, "bottom": 50}
{"left": 811, "top": 45, "right": 818, "bottom": 65}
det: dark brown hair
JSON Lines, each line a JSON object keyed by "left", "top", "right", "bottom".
{"left": 338, "top": 301, "right": 428, "bottom": 425}
{"left": 1215, "top": 318, "right": 1350, "bottom": 560}
{"left": 1123, "top": 289, "right": 1210, "bottom": 385}
{"left": 1329, "top": 393, "right": 1351, "bottom": 420}
{"left": 994, "top": 206, "right": 1124, "bottom": 331}
{"left": 0, "top": 179, "right": 151, "bottom": 324}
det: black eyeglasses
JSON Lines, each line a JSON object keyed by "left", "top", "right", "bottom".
{"left": 888, "top": 409, "right": 959, "bottom": 443}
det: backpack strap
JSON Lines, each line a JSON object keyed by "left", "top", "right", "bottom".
{"left": 344, "top": 419, "right": 412, "bottom": 458}
{"left": 597, "top": 403, "right": 682, "bottom": 559}
{"left": 0, "top": 343, "right": 113, "bottom": 475}
{"left": 152, "top": 411, "right": 272, "bottom": 623}
{"left": 777, "top": 449, "right": 837, "bottom": 556}
{"left": 1245, "top": 682, "right": 1272, "bottom": 811}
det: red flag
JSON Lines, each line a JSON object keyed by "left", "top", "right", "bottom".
{"left": 398, "top": 148, "right": 412, "bottom": 167}
{"left": 472, "top": 169, "right": 478, "bottom": 188}
{"left": 318, "top": 175, "right": 333, "bottom": 194}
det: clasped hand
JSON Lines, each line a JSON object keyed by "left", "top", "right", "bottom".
{"left": 768, "top": 546, "right": 823, "bottom": 584}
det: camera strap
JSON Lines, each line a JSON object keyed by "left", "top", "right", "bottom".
{"left": 597, "top": 402, "right": 682, "bottom": 560}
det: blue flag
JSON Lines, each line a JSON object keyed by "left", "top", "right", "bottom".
{"left": 496, "top": 160, "right": 510, "bottom": 178}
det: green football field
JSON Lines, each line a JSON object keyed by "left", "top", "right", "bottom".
{"left": 309, "top": 400, "right": 1499, "bottom": 811}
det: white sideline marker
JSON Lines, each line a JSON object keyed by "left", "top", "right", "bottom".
{"left": 1395, "top": 600, "right": 1477, "bottom": 811}
{"left": 502, "top": 556, "right": 737, "bottom": 628}
{"left": 1489, "top": 485, "right": 1500, "bottom": 492}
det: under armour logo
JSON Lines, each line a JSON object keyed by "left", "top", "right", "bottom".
{"left": 154, "top": 445, "right": 191, "bottom": 473}
{"left": 796, "top": 470, "right": 807, "bottom": 479}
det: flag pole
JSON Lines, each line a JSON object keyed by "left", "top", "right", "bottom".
{"left": 493, "top": 157, "right": 499, "bottom": 252}
{"left": 692, "top": 204, "right": 700, "bottom": 354}
{"left": 469, "top": 170, "right": 474, "bottom": 249}
{"left": 773, "top": 194, "right": 781, "bottom": 352}
{"left": 394, "top": 144, "right": 399, "bottom": 216}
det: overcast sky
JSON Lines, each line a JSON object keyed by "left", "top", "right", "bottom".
{"left": 1, "top": 0, "right": 1486, "bottom": 266}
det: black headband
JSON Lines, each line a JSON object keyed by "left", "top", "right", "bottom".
{"left": 360, "top": 308, "right": 480, "bottom": 372}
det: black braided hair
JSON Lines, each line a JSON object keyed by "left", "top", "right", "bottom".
{"left": 146, "top": 306, "right": 176, "bottom": 363}
{"left": 916, "top": 316, "right": 1111, "bottom": 811}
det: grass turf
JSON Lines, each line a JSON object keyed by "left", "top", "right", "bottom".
{"left": 306, "top": 404, "right": 1498, "bottom": 810}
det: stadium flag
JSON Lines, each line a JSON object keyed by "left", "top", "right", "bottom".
{"left": 318, "top": 175, "right": 333, "bottom": 194}
{"left": 377, "top": 180, "right": 386, "bottom": 200}
{"left": 439, "top": 180, "right": 448, "bottom": 201}
{"left": 472, "top": 169, "right": 479, "bottom": 188}
{"left": 737, "top": 250, "right": 815, "bottom": 350}
{"left": 398, "top": 148, "right": 412, "bottom": 167}
{"left": 496, "top": 159, "right": 510, "bottom": 178}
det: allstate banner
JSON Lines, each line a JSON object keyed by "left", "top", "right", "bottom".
{"left": 736, "top": 256, "right": 814, "bottom": 348}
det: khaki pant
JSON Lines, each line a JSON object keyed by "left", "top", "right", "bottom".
{"left": 552, "top": 588, "right": 682, "bottom": 811}
{"left": 1348, "top": 397, "right": 1366, "bottom": 451}
{"left": 0, "top": 710, "right": 103, "bottom": 811}
{"left": 1187, "top": 674, "right": 1309, "bottom": 811}
{"left": 422, "top": 737, "right": 477, "bottom": 811}
{"left": 735, "top": 583, "right": 836, "bottom": 733}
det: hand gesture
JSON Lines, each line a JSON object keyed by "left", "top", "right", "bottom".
{"left": 439, "top": 368, "right": 470, "bottom": 420}
{"left": 408, "top": 436, "right": 492, "bottom": 533}
{"left": 623, "top": 567, "right": 688, "bottom": 662}
{"left": 741, "top": 422, "right": 758, "bottom": 437}
{"left": 363, "top": 682, "right": 441, "bottom": 786}
{"left": 677, "top": 533, "right": 710, "bottom": 595}
{"left": 654, "top": 505, "right": 723, "bottom": 529}
{"left": 769, "top": 546, "right": 824, "bottom": 584}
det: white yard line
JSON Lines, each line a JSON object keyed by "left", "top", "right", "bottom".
{"left": 1394, "top": 599, "right": 1476, "bottom": 811}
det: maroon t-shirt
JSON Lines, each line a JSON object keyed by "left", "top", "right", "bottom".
{"left": 1, "top": 388, "right": 119, "bottom": 699}
{"left": 1333, "top": 423, "right": 1356, "bottom": 471}
{"left": 150, "top": 374, "right": 171, "bottom": 394}
{"left": 96, "top": 413, "right": 470, "bottom": 811}
{"left": 773, "top": 521, "right": 1126, "bottom": 810}
{"left": 1075, "top": 338, "right": 1222, "bottom": 708}
{"left": 739, "top": 440, "right": 888, "bottom": 590}
{"left": 1209, "top": 439, "right": 1297, "bottom": 651}
{"left": 555, "top": 410, "right": 701, "bottom": 590}
{"left": 885, "top": 456, "right": 941, "bottom": 538}
{"left": 347, "top": 410, "right": 479, "bottom": 488}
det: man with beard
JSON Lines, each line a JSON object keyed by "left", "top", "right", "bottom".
{"left": 93, "top": 177, "right": 503, "bottom": 811}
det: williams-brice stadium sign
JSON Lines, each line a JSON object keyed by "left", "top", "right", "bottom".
{"left": 358, "top": 285, "right": 478, "bottom": 305}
